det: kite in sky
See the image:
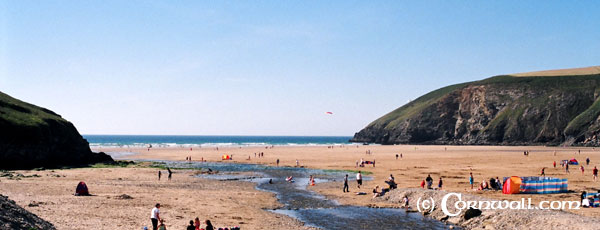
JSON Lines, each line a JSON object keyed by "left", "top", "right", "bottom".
{"left": 325, "top": 112, "right": 333, "bottom": 114}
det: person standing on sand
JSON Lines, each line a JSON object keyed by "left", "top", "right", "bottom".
{"left": 553, "top": 161, "right": 556, "bottom": 168}
{"left": 396, "top": 154, "right": 398, "bottom": 160}
{"left": 586, "top": 157, "right": 590, "bottom": 165}
{"left": 593, "top": 166, "right": 598, "bottom": 181}
{"left": 566, "top": 163, "right": 570, "bottom": 173}
{"left": 438, "top": 177, "right": 443, "bottom": 190}
{"left": 356, "top": 171, "right": 363, "bottom": 188}
{"left": 296, "top": 159, "right": 299, "bottom": 167}
{"left": 187, "top": 220, "right": 195, "bottom": 230}
{"left": 343, "top": 174, "right": 349, "bottom": 193}
{"left": 276, "top": 159, "right": 280, "bottom": 167}
{"left": 581, "top": 166, "right": 585, "bottom": 175}
{"left": 150, "top": 203, "right": 161, "bottom": 230}
{"left": 167, "top": 167, "right": 172, "bottom": 181}
{"left": 158, "top": 171, "right": 161, "bottom": 181}
{"left": 469, "top": 172, "right": 474, "bottom": 190}
{"left": 420, "top": 179, "right": 425, "bottom": 188}
{"left": 425, "top": 174, "right": 433, "bottom": 189}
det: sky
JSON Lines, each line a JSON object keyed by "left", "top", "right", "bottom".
{"left": 1, "top": 1, "right": 599, "bottom": 136}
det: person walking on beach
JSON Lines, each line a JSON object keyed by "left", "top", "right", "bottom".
{"left": 541, "top": 167, "right": 546, "bottom": 176}
{"left": 296, "top": 159, "right": 299, "bottom": 167}
{"left": 276, "top": 159, "right": 280, "bottom": 167}
{"left": 150, "top": 203, "right": 161, "bottom": 230}
{"left": 593, "top": 166, "right": 598, "bottom": 181}
{"left": 158, "top": 171, "right": 161, "bottom": 181}
{"left": 167, "top": 167, "right": 172, "bottom": 181}
{"left": 469, "top": 172, "right": 474, "bottom": 190}
{"left": 586, "top": 157, "right": 590, "bottom": 165}
{"left": 356, "top": 171, "right": 363, "bottom": 188}
{"left": 553, "top": 161, "right": 556, "bottom": 168}
{"left": 343, "top": 174, "right": 349, "bottom": 193}
{"left": 581, "top": 166, "right": 585, "bottom": 175}
{"left": 438, "top": 177, "right": 443, "bottom": 190}
{"left": 396, "top": 154, "right": 398, "bottom": 160}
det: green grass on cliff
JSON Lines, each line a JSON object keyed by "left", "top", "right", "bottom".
{"left": 0, "top": 91, "right": 66, "bottom": 127}
{"left": 364, "top": 73, "right": 600, "bottom": 133}
{"left": 368, "top": 82, "right": 470, "bottom": 129}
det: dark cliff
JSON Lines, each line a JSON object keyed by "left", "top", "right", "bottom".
{"left": 0, "top": 91, "right": 113, "bottom": 169}
{"left": 351, "top": 66, "right": 600, "bottom": 146}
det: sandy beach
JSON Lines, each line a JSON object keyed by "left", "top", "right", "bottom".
{"left": 2, "top": 144, "right": 600, "bottom": 229}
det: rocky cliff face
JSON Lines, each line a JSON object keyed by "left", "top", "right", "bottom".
{"left": 0, "top": 91, "right": 113, "bottom": 169}
{"left": 351, "top": 69, "right": 600, "bottom": 146}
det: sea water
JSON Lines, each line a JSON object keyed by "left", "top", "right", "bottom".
{"left": 84, "top": 135, "right": 354, "bottom": 148}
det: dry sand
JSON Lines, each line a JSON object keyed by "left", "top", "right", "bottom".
{"left": 0, "top": 166, "right": 313, "bottom": 230}
{"left": 2, "top": 144, "right": 600, "bottom": 229}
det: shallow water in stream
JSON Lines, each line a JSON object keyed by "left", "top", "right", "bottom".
{"left": 160, "top": 161, "right": 453, "bottom": 230}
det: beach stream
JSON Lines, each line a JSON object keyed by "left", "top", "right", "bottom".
{"left": 161, "top": 161, "right": 452, "bottom": 230}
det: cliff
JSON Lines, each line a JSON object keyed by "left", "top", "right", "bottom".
{"left": 0, "top": 91, "right": 112, "bottom": 169}
{"left": 351, "top": 66, "right": 600, "bottom": 146}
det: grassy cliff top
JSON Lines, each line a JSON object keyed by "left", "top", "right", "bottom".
{"left": 0, "top": 91, "right": 67, "bottom": 127}
{"left": 366, "top": 67, "right": 600, "bottom": 129}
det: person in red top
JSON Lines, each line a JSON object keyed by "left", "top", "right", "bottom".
{"left": 593, "top": 166, "right": 598, "bottom": 181}
{"left": 420, "top": 180, "right": 425, "bottom": 188}
{"left": 553, "top": 161, "right": 556, "bottom": 168}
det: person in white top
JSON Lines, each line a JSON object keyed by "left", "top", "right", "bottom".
{"left": 356, "top": 171, "right": 363, "bottom": 188}
{"left": 151, "top": 203, "right": 161, "bottom": 230}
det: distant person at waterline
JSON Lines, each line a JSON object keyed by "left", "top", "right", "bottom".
{"left": 158, "top": 171, "right": 161, "bottom": 181}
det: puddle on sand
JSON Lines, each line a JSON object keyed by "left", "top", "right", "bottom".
{"left": 160, "top": 161, "right": 454, "bottom": 230}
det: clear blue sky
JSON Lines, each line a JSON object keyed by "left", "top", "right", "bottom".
{"left": 1, "top": 1, "right": 599, "bottom": 136}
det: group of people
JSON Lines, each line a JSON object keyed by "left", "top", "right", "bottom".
{"left": 420, "top": 174, "right": 442, "bottom": 190}
{"left": 185, "top": 218, "right": 217, "bottom": 230}
{"left": 150, "top": 203, "right": 225, "bottom": 230}
{"left": 158, "top": 168, "right": 173, "bottom": 181}
{"left": 254, "top": 152, "right": 265, "bottom": 158}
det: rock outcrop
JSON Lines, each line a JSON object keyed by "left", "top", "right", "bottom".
{"left": 0, "top": 194, "right": 56, "bottom": 230}
{"left": 351, "top": 66, "right": 600, "bottom": 146}
{"left": 0, "top": 91, "right": 113, "bottom": 169}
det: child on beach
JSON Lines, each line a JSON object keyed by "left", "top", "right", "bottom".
{"left": 469, "top": 172, "right": 474, "bottom": 190}
{"left": 158, "top": 220, "right": 167, "bottom": 230}
{"left": 594, "top": 166, "right": 598, "bottom": 181}
{"left": 438, "top": 177, "right": 443, "bottom": 190}
{"left": 403, "top": 196, "right": 409, "bottom": 209}
{"left": 420, "top": 180, "right": 425, "bottom": 188}
{"left": 581, "top": 166, "right": 585, "bottom": 175}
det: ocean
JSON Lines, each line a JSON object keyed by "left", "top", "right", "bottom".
{"left": 83, "top": 135, "right": 354, "bottom": 148}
